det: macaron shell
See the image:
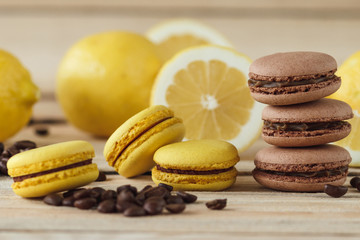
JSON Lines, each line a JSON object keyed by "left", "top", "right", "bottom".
{"left": 249, "top": 52, "right": 337, "bottom": 78}
{"left": 153, "top": 139, "right": 239, "bottom": 170}
{"left": 250, "top": 80, "right": 340, "bottom": 105}
{"left": 255, "top": 145, "right": 351, "bottom": 165}
{"left": 262, "top": 125, "right": 351, "bottom": 147}
{"left": 12, "top": 164, "right": 99, "bottom": 198}
{"left": 152, "top": 167, "right": 238, "bottom": 191}
{"left": 104, "top": 105, "right": 173, "bottom": 166}
{"left": 262, "top": 99, "right": 353, "bottom": 123}
{"left": 253, "top": 169, "right": 346, "bottom": 192}
{"left": 8, "top": 140, "right": 95, "bottom": 176}
{"left": 114, "top": 119, "right": 185, "bottom": 178}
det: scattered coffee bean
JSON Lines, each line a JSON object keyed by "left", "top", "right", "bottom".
{"left": 145, "top": 196, "right": 166, "bottom": 207}
{"left": 62, "top": 196, "right": 76, "bottom": 207}
{"left": 145, "top": 186, "right": 170, "bottom": 199}
{"left": 73, "top": 189, "right": 92, "bottom": 199}
{"left": 14, "top": 140, "right": 36, "bottom": 150}
{"left": 90, "top": 189, "right": 101, "bottom": 201}
{"left": 176, "top": 191, "right": 197, "bottom": 203}
{"left": 124, "top": 205, "right": 146, "bottom": 217}
{"left": 43, "top": 193, "right": 63, "bottom": 206}
{"left": 324, "top": 184, "right": 348, "bottom": 198}
{"left": 0, "top": 158, "right": 8, "bottom": 175}
{"left": 158, "top": 183, "right": 173, "bottom": 192}
{"left": 62, "top": 188, "right": 85, "bottom": 198}
{"left": 206, "top": 199, "right": 227, "bottom": 210}
{"left": 95, "top": 171, "right": 107, "bottom": 182}
{"left": 118, "top": 190, "right": 136, "bottom": 202}
{"left": 74, "top": 197, "right": 97, "bottom": 209}
{"left": 166, "top": 204, "right": 186, "bottom": 214}
{"left": 116, "top": 184, "right": 137, "bottom": 196}
{"left": 143, "top": 199, "right": 164, "bottom": 215}
{"left": 6, "top": 145, "right": 19, "bottom": 156}
{"left": 166, "top": 195, "right": 184, "bottom": 204}
{"left": 116, "top": 200, "right": 138, "bottom": 213}
{"left": 91, "top": 187, "right": 106, "bottom": 194}
{"left": 98, "top": 199, "right": 116, "bottom": 213}
{"left": 101, "top": 190, "right": 117, "bottom": 201}
{"left": 0, "top": 142, "right": 4, "bottom": 155}
{"left": 350, "top": 177, "right": 360, "bottom": 188}
{"left": 34, "top": 126, "right": 49, "bottom": 136}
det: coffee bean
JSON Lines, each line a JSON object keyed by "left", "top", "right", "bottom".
{"left": 117, "top": 190, "right": 136, "bottom": 202}
{"left": 7, "top": 146, "right": 19, "bottom": 156}
{"left": 176, "top": 191, "right": 197, "bottom": 203}
{"left": 90, "top": 189, "right": 101, "bottom": 201}
{"left": 138, "top": 185, "right": 153, "bottom": 195}
{"left": 34, "top": 126, "right": 49, "bottom": 136}
{"left": 145, "top": 186, "right": 170, "bottom": 199}
{"left": 14, "top": 140, "right": 36, "bottom": 150}
{"left": 0, "top": 142, "right": 4, "bottom": 155}
{"left": 116, "top": 185, "right": 137, "bottom": 196}
{"left": 206, "top": 199, "right": 227, "bottom": 210}
{"left": 350, "top": 177, "right": 360, "bottom": 188}
{"left": 62, "top": 196, "right": 76, "bottom": 207}
{"left": 95, "top": 171, "right": 107, "bottom": 182}
{"left": 145, "top": 196, "right": 166, "bottom": 208}
{"left": 0, "top": 158, "right": 8, "bottom": 175}
{"left": 101, "top": 190, "right": 117, "bottom": 201}
{"left": 116, "top": 200, "right": 137, "bottom": 213}
{"left": 166, "top": 204, "right": 186, "bottom": 214}
{"left": 97, "top": 199, "right": 115, "bottom": 213}
{"left": 158, "top": 183, "right": 173, "bottom": 192}
{"left": 166, "top": 195, "right": 184, "bottom": 204}
{"left": 324, "top": 184, "right": 348, "bottom": 198}
{"left": 73, "top": 189, "right": 92, "bottom": 199}
{"left": 43, "top": 193, "right": 63, "bottom": 206}
{"left": 74, "top": 197, "right": 97, "bottom": 209}
{"left": 143, "top": 200, "right": 164, "bottom": 215}
{"left": 91, "top": 187, "right": 106, "bottom": 194}
{"left": 62, "top": 188, "right": 85, "bottom": 198}
{"left": 123, "top": 206, "right": 146, "bottom": 217}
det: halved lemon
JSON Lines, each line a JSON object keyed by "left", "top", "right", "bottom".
{"left": 151, "top": 45, "right": 264, "bottom": 151}
{"left": 146, "top": 19, "right": 233, "bottom": 63}
{"left": 328, "top": 51, "right": 360, "bottom": 166}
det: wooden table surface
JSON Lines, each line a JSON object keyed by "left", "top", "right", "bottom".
{"left": 1, "top": 1, "right": 360, "bottom": 239}
{"left": 1, "top": 123, "right": 360, "bottom": 239}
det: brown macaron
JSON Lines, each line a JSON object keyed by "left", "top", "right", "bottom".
{"left": 253, "top": 145, "right": 351, "bottom": 192}
{"left": 248, "top": 52, "right": 341, "bottom": 105}
{"left": 262, "top": 98, "right": 353, "bottom": 147}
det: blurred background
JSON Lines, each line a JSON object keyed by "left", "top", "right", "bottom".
{"left": 1, "top": 0, "right": 359, "bottom": 119}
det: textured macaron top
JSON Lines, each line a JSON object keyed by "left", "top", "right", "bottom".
{"left": 154, "top": 139, "right": 239, "bottom": 170}
{"left": 104, "top": 105, "right": 177, "bottom": 163}
{"left": 249, "top": 52, "right": 337, "bottom": 81}
{"left": 255, "top": 145, "right": 351, "bottom": 165}
{"left": 262, "top": 99, "right": 353, "bottom": 123}
{"left": 8, "top": 140, "right": 95, "bottom": 177}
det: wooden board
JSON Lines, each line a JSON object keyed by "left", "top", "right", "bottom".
{"left": 1, "top": 124, "right": 360, "bottom": 239}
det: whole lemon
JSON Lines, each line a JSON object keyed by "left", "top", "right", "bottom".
{"left": 56, "top": 32, "right": 162, "bottom": 136}
{"left": 0, "top": 49, "right": 39, "bottom": 141}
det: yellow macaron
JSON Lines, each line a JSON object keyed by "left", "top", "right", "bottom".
{"left": 152, "top": 139, "right": 240, "bottom": 191}
{"left": 104, "top": 105, "right": 185, "bottom": 178}
{"left": 7, "top": 140, "right": 99, "bottom": 198}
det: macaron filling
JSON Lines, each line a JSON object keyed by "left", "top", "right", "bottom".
{"left": 12, "top": 159, "right": 93, "bottom": 182}
{"left": 248, "top": 75, "right": 335, "bottom": 88}
{"left": 263, "top": 120, "right": 349, "bottom": 131}
{"left": 155, "top": 164, "right": 234, "bottom": 175}
{"left": 255, "top": 165, "right": 348, "bottom": 178}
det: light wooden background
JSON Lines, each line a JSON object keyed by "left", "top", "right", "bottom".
{"left": 1, "top": 1, "right": 360, "bottom": 239}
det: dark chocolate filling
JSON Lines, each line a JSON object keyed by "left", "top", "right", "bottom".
{"left": 156, "top": 165, "right": 233, "bottom": 175}
{"left": 13, "top": 159, "right": 92, "bottom": 182}
{"left": 263, "top": 120, "right": 348, "bottom": 131}
{"left": 248, "top": 75, "right": 333, "bottom": 88}
{"left": 256, "top": 166, "right": 348, "bottom": 178}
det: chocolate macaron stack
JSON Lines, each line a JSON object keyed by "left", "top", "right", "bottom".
{"left": 248, "top": 52, "right": 353, "bottom": 192}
